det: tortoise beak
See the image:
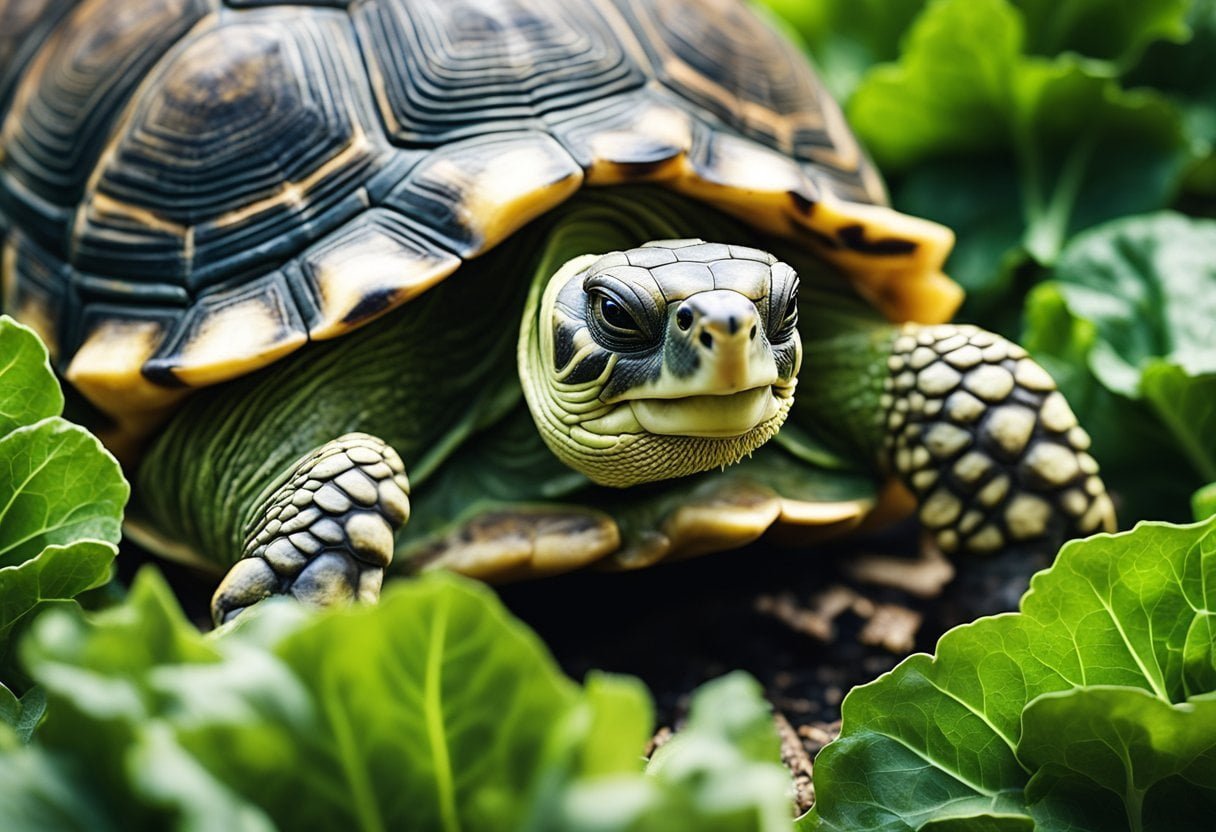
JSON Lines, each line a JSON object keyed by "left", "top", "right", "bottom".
{"left": 677, "top": 290, "right": 766, "bottom": 391}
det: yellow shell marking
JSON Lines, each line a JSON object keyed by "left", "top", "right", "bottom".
{"left": 173, "top": 295, "right": 306, "bottom": 388}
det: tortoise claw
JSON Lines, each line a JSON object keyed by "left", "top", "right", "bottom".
{"left": 211, "top": 433, "right": 410, "bottom": 625}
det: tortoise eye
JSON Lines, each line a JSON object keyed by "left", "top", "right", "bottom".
{"left": 599, "top": 296, "right": 639, "bottom": 331}
{"left": 586, "top": 287, "right": 658, "bottom": 352}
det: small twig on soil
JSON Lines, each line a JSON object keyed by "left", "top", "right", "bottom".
{"left": 775, "top": 712, "right": 815, "bottom": 815}
{"left": 843, "top": 540, "right": 955, "bottom": 598}
{"left": 858, "top": 603, "right": 923, "bottom": 654}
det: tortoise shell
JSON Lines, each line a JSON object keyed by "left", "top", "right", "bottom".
{"left": 0, "top": 0, "right": 958, "bottom": 425}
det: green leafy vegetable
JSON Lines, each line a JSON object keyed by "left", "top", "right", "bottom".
{"left": 531, "top": 672, "right": 792, "bottom": 832}
{"left": 845, "top": 0, "right": 1190, "bottom": 310}
{"left": 1128, "top": 0, "right": 1216, "bottom": 196}
{"left": 754, "top": 0, "right": 925, "bottom": 100}
{"left": 1015, "top": 0, "right": 1190, "bottom": 67}
{"left": 2, "top": 569, "right": 794, "bottom": 831}
{"left": 0, "top": 317, "right": 126, "bottom": 683}
{"left": 0, "top": 683, "right": 44, "bottom": 745}
{"left": 1023, "top": 213, "right": 1216, "bottom": 519}
{"left": 805, "top": 514, "right": 1216, "bottom": 831}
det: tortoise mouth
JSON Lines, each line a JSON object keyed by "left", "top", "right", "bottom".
{"left": 629, "top": 385, "right": 783, "bottom": 438}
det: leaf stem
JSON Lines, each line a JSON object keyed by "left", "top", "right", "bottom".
{"left": 1024, "top": 126, "right": 1098, "bottom": 263}
{"left": 425, "top": 595, "right": 460, "bottom": 832}
{"left": 1147, "top": 392, "right": 1216, "bottom": 481}
{"left": 323, "top": 669, "right": 386, "bottom": 832}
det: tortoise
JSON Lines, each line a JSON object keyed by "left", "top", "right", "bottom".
{"left": 0, "top": 0, "right": 1115, "bottom": 625}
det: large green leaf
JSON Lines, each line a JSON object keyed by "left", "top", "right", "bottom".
{"left": 0, "top": 421, "right": 126, "bottom": 568}
{"left": 843, "top": 0, "right": 1190, "bottom": 311}
{"left": 847, "top": 0, "right": 1023, "bottom": 170}
{"left": 755, "top": 0, "right": 925, "bottom": 100}
{"left": 1023, "top": 213, "right": 1216, "bottom": 518}
{"left": 21, "top": 570, "right": 583, "bottom": 831}
{"left": 1042, "top": 213, "right": 1216, "bottom": 395}
{"left": 1020, "top": 688, "right": 1216, "bottom": 829}
{"left": 0, "top": 319, "right": 62, "bottom": 439}
{"left": 0, "top": 317, "right": 126, "bottom": 685}
{"left": 1015, "top": 0, "right": 1190, "bottom": 67}
{"left": 1128, "top": 0, "right": 1216, "bottom": 196}
{"left": 806, "top": 514, "right": 1216, "bottom": 830}
{"left": 10, "top": 568, "right": 799, "bottom": 830}
{"left": 268, "top": 573, "right": 582, "bottom": 831}
{"left": 1142, "top": 361, "right": 1216, "bottom": 483}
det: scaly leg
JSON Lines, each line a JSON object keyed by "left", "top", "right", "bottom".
{"left": 880, "top": 323, "right": 1115, "bottom": 555}
{"left": 210, "top": 434, "right": 411, "bottom": 625}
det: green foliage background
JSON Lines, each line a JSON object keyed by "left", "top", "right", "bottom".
{"left": 762, "top": 0, "right": 1216, "bottom": 522}
{"left": 1, "top": 1, "right": 1215, "bottom": 829}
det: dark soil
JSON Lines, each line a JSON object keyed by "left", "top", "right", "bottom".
{"left": 496, "top": 520, "right": 1044, "bottom": 728}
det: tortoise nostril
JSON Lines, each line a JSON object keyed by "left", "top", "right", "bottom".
{"left": 699, "top": 330, "right": 714, "bottom": 350}
{"left": 750, "top": 324, "right": 757, "bottom": 340}
{"left": 676, "top": 306, "right": 693, "bottom": 331}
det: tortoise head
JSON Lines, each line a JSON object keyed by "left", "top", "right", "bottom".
{"left": 519, "top": 239, "right": 801, "bottom": 488}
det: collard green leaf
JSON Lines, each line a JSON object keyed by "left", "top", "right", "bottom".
{"left": 265, "top": 572, "right": 581, "bottom": 832}
{"left": 806, "top": 514, "right": 1216, "bottom": 831}
{"left": 0, "top": 542, "right": 117, "bottom": 640}
{"left": 0, "top": 319, "right": 62, "bottom": 439}
{"left": 837, "top": 0, "right": 1190, "bottom": 316}
{"left": 27, "top": 569, "right": 584, "bottom": 831}
{"left": 1015, "top": 0, "right": 1190, "bottom": 67}
{"left": 13, "top": 569, "right": 799, "bottom": 831}
{"left": 1011, "top": 63, "right": 1188, "bottom": 265}
{"left": 1044, "top": 213, "right": 1216, "bottom": 395}
{"left": 0, "top": 682, "right": 44, "bottom": 744}
{"left": 755, "top": 0, "right": 925, "bottom": 100}
{"left": 0, "top": 316, "right": 126, "bottom": 686}
{"left": 0, "top": 419, "right": 127, "bottom": 568}
{"left": 1023, "top": 214, "right": 1216, "bottom": 518}
{"left": 847, "top": 0, "right": 1022, "bottom": 171}
{"left": 1020, "top": 687, "right": 1216, "bottom": 829}
{"left": 1142, "top": 361, "right": 1216, "bottom": 483}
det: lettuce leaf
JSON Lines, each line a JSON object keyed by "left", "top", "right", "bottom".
{"left": 804, "top": 514, "right": 1216, "bottom": 831}
{"left": 1127, "top": 0, "right": 1216, "bottom": 195}
{"left": 1023, "top": 213, "right": 1216, "bottom": 520}
{"left": 1015, "top": 0, "right": 1190, "bottom": 67}
{"left": 2, "top": 569, "right": 794, "bottom": 831}
{"left": 0, "top": 317, "right": 126, "bottom": 692}
{"left": 842, "top": 0, "right": 1192, "bottom": 318}
{"left": 754, "top": 0, "right": 924, "bottom": 100}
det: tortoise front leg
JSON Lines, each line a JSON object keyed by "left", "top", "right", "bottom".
{"left": 211, "top": 434, "right": 411, "bottom": 625}
{"left": 881, "top": 324, "right": 1115, "bottom": 556}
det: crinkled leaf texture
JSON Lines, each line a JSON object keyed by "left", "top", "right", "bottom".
{"left": 1024, "top": 213, "right": 1216, "bottom": 519}
{"left": 3, "top": 569, "right": 794, "bottom": 831}
{"left": 0, "top": 317, "right": 125, "bottom": 694}
{"left": 836, "top": 0, "right": 1191, "bottom": 316}
{"left": 805, "top": 514, "right": 1216, "bottom": 831}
